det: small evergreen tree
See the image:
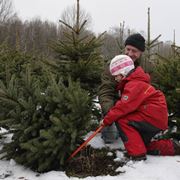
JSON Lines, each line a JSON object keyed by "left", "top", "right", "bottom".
{"left": 153, "top": 56, "right": 180, "bottom": 140}
{"left": 0, "top": 65, "right": 92, "bottom": 172}
{"left": 0, "top": 45, "right": 50, "bottom": 123}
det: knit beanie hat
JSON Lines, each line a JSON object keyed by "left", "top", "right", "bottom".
{"left": 109, "top": 55, "right": 135, "bottom": 76}
{"left": 125, "top": 33, "right": 145, "bottom": 52}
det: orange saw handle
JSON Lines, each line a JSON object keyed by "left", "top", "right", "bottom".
{"left": 67, "top": 124, "right": 105, "bottom": 161}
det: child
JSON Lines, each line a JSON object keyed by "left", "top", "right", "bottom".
{"left": 101, "top": 54, "right": 180, "bottom": 160}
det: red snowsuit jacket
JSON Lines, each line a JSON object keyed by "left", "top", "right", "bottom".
{"left": 103, "top": 67, "right": 168, "bottom": 130}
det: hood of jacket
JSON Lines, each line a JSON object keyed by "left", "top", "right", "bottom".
{"left": 116, "top": 66, "right": 150, "bottom": 91}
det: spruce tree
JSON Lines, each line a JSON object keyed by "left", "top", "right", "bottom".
{"left": 51, "top": 1, "right": 104, "bottom": 93}
{"left": 49, "top": 0, "right": 103, "bottom": 125}
{"left": 0, "top": 0, "right": 102, "bottom": 172}
{"left": 0, "top": 45, "right": 50, "bottom": 124}
{"left": 0, "top": 65, "right": 92, "bottom": 172}
{"left": 153, "top": 56, "right": 180, "bottom": 140}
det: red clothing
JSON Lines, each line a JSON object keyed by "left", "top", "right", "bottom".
{"left": 102, "top": 66, "right": 173, "bottom": 157}
{"left": 103, "top": 67, "right": 168, "bottom": 130}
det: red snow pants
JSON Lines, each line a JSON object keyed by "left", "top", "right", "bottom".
{"left": 117, "top": 115, "right": 175, "bottom": 156}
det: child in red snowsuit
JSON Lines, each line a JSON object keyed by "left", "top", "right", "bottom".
{"left": 102, "top": 55, "right": 179, "bottom": 159}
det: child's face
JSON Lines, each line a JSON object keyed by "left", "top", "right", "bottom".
{"left": 114, "top": 74, "right": 124, "bottom": 82}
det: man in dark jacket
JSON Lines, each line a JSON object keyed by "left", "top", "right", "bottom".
{"left": 98, "top": 33, "right": 146, "bottom": 143}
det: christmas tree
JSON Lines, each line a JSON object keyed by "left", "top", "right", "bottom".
{"left": 0, "top": 65, "right": 92, "bottom": 172}
{"left": 0, "top": 0, "right": 103, "bottom": 172}
{"left": 0, "top": 0, "right": 104, "bottom": 172}
{"left": 50, "top": 0, "right": 104, "bottom": 93}
{"left": 153, "top": 56, "right": 180, "bottom": 140}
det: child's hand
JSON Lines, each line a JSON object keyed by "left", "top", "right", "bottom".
{"left": 100, "top": 119, "right": 105, "bottom": 126}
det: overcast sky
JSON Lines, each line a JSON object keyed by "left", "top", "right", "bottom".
{"left": 13, "top": 0, "right": 180, "bottom": 44}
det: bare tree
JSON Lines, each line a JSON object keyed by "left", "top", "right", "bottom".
{"left": 0, "top": 0, "right": 16, "bottom": 23}
{"left": 60, "top": 2, "right": 92, "bottom": 32}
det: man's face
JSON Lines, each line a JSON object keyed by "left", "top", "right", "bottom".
{"left": 124, "top": 45, "right": 143, "bottom": 62}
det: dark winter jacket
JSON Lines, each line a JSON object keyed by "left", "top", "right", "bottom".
{"left": 103, "top": 67, "right": 168, "bottom": 130}
{"left": 98, "top": 62, "right": 118, "bottom": 115}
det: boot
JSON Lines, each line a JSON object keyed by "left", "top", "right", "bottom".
{"left": 125, "top": 152, "right": 147, "bottom": 161}
{"left": 173, "top": 140, "right": 180, "bottom": 155}
{"left": 146, "top": 139, "right": 174, "bottom": 156}
{"left": 130, "top": 154, "right": 147, "bottom": 161}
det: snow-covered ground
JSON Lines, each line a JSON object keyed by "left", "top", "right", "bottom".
{"left": 0, "top": 129, "right": 180, "bottom": 180}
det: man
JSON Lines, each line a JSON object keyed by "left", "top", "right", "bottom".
{"left": 98, "top": 33, "right": 145, "bottom": 144}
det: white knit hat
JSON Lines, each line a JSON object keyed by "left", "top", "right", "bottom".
{"left": 109, "top": 55, "right": 135, "bottom": 76}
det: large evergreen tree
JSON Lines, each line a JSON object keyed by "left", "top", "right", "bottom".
{"left": 50, "top": 1, "right": 104, "bottom": 93}
{"left": 0, "top": 0, "right": 104, "bottom": 172}
{"left": 0, "top": 0, "right": 103, "bottom": 172}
